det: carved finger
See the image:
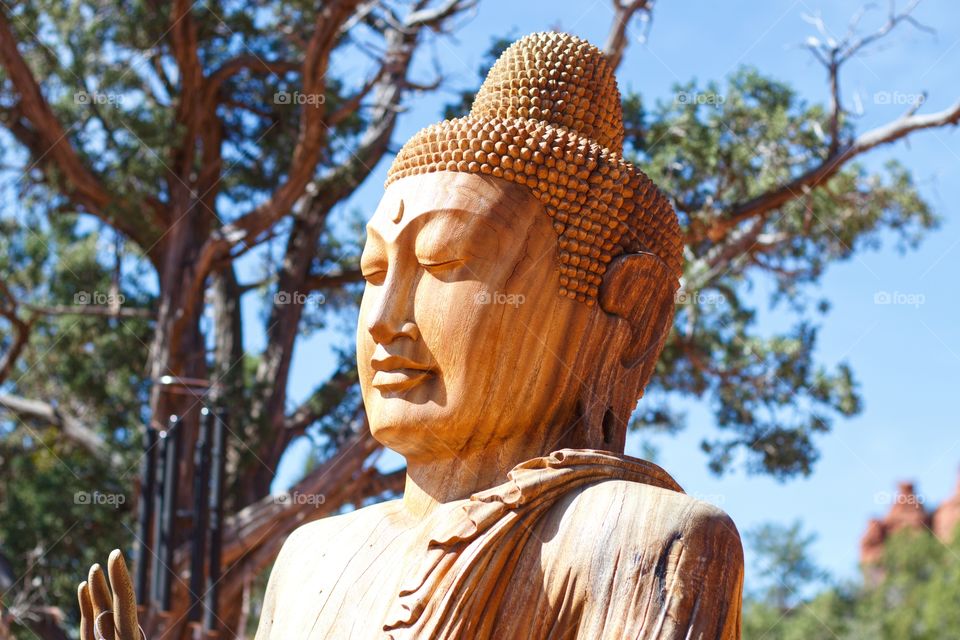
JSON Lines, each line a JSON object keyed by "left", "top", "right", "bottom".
{"left": 108, "top": 549, "right": 139, "bottom": 640}
{"left": 88, "top": 563, "right": 116, "bottom": 639}
{"left": 78, "top": 581, "right": 95, "bottom": 640}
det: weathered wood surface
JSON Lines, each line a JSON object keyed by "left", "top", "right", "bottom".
{"left": 258, "top": 450, "right": 742, "bottom": 639}
{"left": 257, "top": 31, "right": 743, "bottom": 640}
{"left": 80, "top": 31, "right": 744, "bottom": 640}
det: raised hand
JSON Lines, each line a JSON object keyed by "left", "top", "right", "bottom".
{"left": 77, "top": 549, "right": 144, "bottom": 640}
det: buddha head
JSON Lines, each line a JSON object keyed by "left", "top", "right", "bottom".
{"left": 357, "top": 32, "right": 683, "bottom": 464}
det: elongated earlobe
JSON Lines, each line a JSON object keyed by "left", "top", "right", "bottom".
{"left": 598, "top": 252, "right": 678, "bottom": 369}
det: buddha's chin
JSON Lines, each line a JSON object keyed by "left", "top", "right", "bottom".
{"left": 368, "top": 408, "right": 468, "bottom": 459}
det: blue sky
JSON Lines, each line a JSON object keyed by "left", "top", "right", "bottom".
{"left": 254, "top": 0, "right": 960, "bottom": 588}
{"left": 0, "top": 0, "right": 956, "bottom": 608}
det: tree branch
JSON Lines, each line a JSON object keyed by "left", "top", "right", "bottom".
{"left": 304, "top": 268, "right": 364, "bottom": 291}
{"left": 801, "top": 1, "right": 937, "bottom": 161}
{"left": 220, "top": 423, "right": 382, "bottom": 569}
{"left": 0, "top": 281, "right": 33, "bottom": 385}
{"left": 283, "top": 365, "right": 359, "bottom": 437}
{"left": 197, "top": 0, "right": 365, "bottom": 260}
{"left": 206, "top": 55, "right": 300, "bottom": 98}
{"left": 603, "top": 0, "right": 652, "bottom": 70}
{"left": 21, "top": 304, "right": 154, "bottom": 319}
{"left": 0, "top": 9, "right": 163, "bottom": 255}
{"left": 702, "top": 99, "right": 960, "bottom": 246}
{"left": 405, "top": 0, "right": 478, "bottom": 31}
{"left": 0, "top": 393, "right": 112, "bottom": 462}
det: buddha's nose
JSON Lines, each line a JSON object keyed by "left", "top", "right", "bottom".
{"left": 366, "top": 286, "right": 420, "bottom": 345}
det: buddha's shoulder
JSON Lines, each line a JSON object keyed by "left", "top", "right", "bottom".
{"left": 277, "top": 499, "right": 402, "bottom": 560}
{"left": 543, "top": 478, "right": 742, "bottom": 552}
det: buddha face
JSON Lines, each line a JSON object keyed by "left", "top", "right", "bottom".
{"left": 357, "top": 172, "right": 596, "bottom": 462}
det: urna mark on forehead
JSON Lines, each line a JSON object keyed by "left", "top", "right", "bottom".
{"left": 367, "top": 172, "right": 540, "bottom": 243}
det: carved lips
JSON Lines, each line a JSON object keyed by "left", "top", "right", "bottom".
{"left": 370, "top": 353, "right": 435, "bottom": 393}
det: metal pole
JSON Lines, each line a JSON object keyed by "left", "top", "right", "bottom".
{"left": 159, "top": 414, "right": 179, "bottom": 611}
{"left": 188, "top": 407, "right": 212, "bottom": 623}
{"left": 135, "top": 425, "right": 158, "bottom": 604}
{"left": 150, "top": 425, "right": 168, "bottom": 606}
{"left": 204, "top": 407, "right": 226, "bottom": 632}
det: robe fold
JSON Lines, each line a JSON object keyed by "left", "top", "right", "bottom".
{"left": 256, "top": 449, "right": 743, "bottom": 640}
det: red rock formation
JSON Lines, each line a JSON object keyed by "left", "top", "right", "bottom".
{"left": 932, "top": 469, "right": 960, "bottom": 542}
{"left": 861, "top": 471, "right": 960, "bottom": 582}
{"left": 886, "top": 481, "right": 929, "bottom": 533}
{"left": 860, "top": 481, "right": 931, "bottom": 568}
{"left": 859, "top": 517, "right": 887, "bottom": 565}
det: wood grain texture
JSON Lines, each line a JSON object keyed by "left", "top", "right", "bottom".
{"left": 256, "top": 30, "right": 743, "bottom": 640}
{"left": 257, "top": 451, "right": 742, "bottom": 639}
{"left": 77, "top": 30, "right": 744, "bottom": 640}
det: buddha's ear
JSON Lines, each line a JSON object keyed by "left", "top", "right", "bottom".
{"left": 598, "top": 252, "right": 679, "bottom": 369}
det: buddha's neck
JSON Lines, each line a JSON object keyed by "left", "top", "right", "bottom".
{"left": 400, "top": 418, "right": 601, "bottom": 521}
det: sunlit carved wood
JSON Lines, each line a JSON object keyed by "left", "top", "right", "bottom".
{"left": 257, "top": 31, "right": 744, "bottom": 639}
{"left": 79, "top": 31, "right": 744, "bottom": 640}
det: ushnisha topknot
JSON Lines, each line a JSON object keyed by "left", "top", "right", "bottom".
{"left": 386, "top": 31, "right": 682, "bottom": 305}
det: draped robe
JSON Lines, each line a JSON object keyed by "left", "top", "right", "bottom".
{"left": 256, "top": 449, "right": 743, "bottom": 639}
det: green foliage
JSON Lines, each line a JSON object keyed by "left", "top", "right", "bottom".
{"left": 0, "top": 8, "right": 947, "bottom": 633}
{"left": 3, "top": 1, "right": 372, "bottom": 222}
{"left": 744, "top": 526, "right": 960, "bottom": 639}
{"left": 746, "top": 520, "right": 829, "bottom": 612}
{"left": 634, "top": 69, "right": 933, "bottom": 478}
{"left": 0, "top": 216, "right": 149, "bottom": 624}
{"left": 446, "top": 52, "right": 937, "bottom": 478}
{"left": 0, "top": 439, "right": 135, "bottom": 625}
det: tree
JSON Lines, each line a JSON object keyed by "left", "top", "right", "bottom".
{"left": 745, "top": 520, "right": 829, "bottom": 613}
{"left": 0, "top": 1, "right": 479, "bottom": 636}
{"left": 1, "top": 0, "right": 958, "bottom": 637}
{"left": 743, "top": 526, "right": 960, "bottom": 639}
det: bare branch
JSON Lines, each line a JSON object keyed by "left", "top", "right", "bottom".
{"left": 405, "top": 0, "right": 479, "bottom": 30}
{"left": 839, "top": 0, "right": 933, "bottom": 64}
{"left": 604, "top": 0, "right": 653, "bottom": 70}
{"left": 0, "top": 393, "right": 113, "bottom": 462}
{"left": 801, "top": 1, "right": 936, "bottom": 156}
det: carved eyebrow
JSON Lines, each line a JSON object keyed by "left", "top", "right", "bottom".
{"left": 399, "top": 206, "right": 510, "bottom": 237}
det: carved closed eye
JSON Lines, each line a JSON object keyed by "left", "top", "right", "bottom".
{"left": 361, "top": 268, "right": 386, "bottom": 285}
{"left": 360, "top": 254, "right": 387, "bottom": 285}
{"left": 418, "top": 257, "right": 464, "bottom": 272}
